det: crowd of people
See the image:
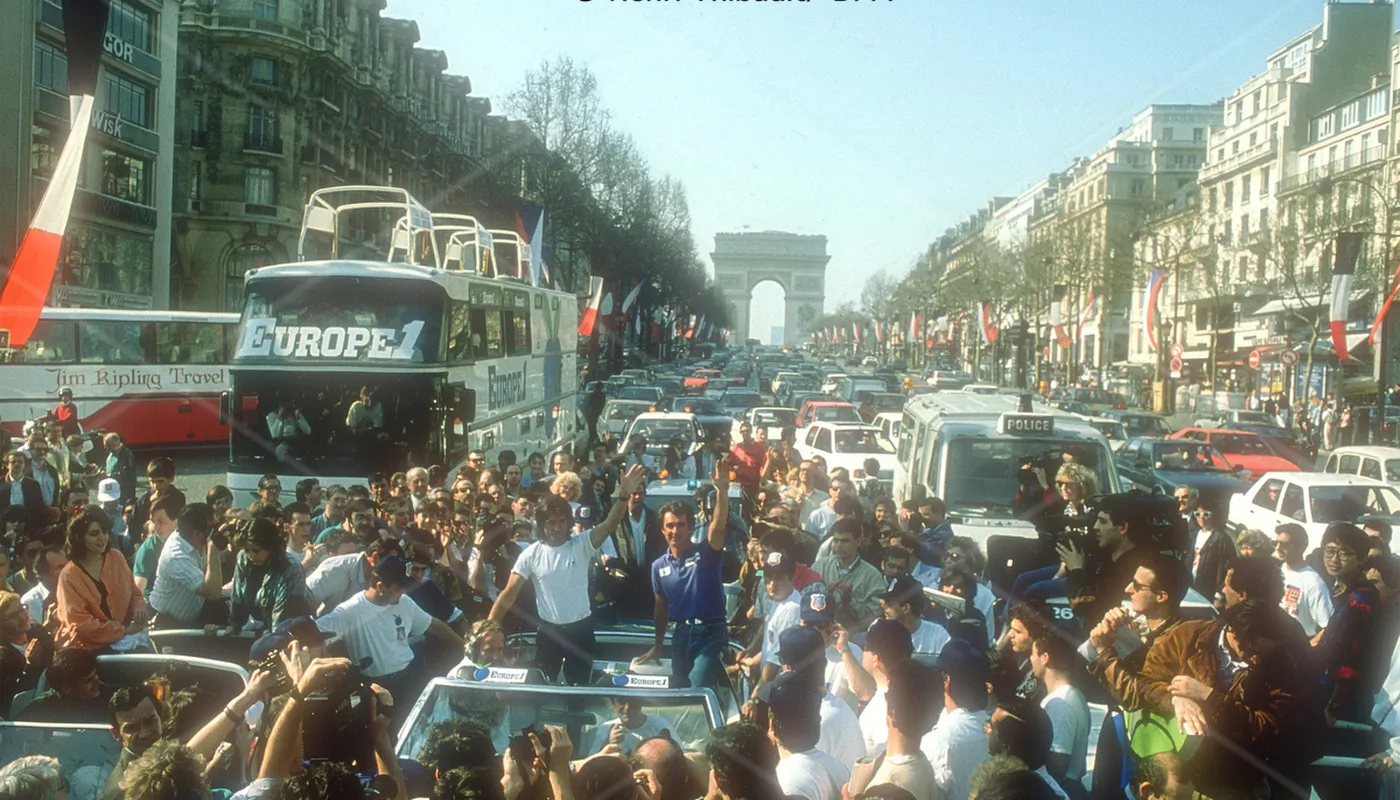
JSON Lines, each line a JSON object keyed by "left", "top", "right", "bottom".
{"left": 1, "top": 383, "right": 1400, "bottom": 800}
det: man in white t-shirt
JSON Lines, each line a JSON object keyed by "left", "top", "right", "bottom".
{"left": 880, "top": 575, "right": 950, "bottom": 664}
{"left": 316, "top": 554, "right": 464, "bottom": 724}
{"left": 839, "top": 618, "right": 914, "bottom": 757}
{"left": 1030, "top": 634, "right": 1089, "bottom": 798}
{"left": 767, "top": 670, "right": 851, "bottom": 800}
{"left": 775, "top": 624, "right": 865, "bottom": 770}
{"left": 489, "top": 465, "right": 647, "bottom": 684}
{"left": 870, "top": 659, "right": 941, "bottom": 800}
{"left": 753, "top": 552, "right": 802, "bottom": 695}
{"left": 1274, "top": 523, "right": 1332, "bottom": 642}
{"left": 799, "top": 591, "right": 862, "bottom": 706}
{"left": 921, "top": 639, "right": 992, "bottom": 800}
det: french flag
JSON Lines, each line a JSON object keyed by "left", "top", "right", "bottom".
{"left": 978, "top": 301, "right": 998, "bottom": 345}
{"left": 0, "top": 0, "right": 109, "bottom": 347}
{"left": 1077, "top": 288, "right": 1097, "bottom": 336}
{"left": 1331, "top": 233, "right": 1364, "bottom": 360}
{"left": 1143, "top": 270, "right": 1167, "bottom": 352}
{"left": 1050, "top": 284, "right": 1071, "bottom": 347}
{"left": 577, "top": 277, "right": 605, "bottom": 337}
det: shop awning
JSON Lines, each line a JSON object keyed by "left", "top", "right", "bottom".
{"left": 1249, "top": 290, "right": 1370, "bottom": 317}
{"left": 1216, "top": 343, "right": 1285, "bottom": 367}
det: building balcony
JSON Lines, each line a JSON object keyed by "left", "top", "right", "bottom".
{"left": 243, "top": 133, "right": 284, "bottom": 155}
{"left": 1199, "top": 137, "right": 1279, "bottom": 181}
{"left": 1277, "top": 146, "right": 1387, "bottom": 194}
{"left": 184, "top": 12, "right": 310, "bottom": 47}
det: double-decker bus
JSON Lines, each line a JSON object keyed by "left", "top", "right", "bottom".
{"left": 224, "top": 186, "right": 579, "bottom": 493}
{"left": 0, "top": 308, "right": 238, "bottom": 446}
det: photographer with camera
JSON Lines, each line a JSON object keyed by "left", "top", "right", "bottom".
{"left": 1059, "top": 494, "right": 1152, "bottom": 631}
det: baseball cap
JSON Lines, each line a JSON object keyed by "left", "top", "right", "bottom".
{"left": 865, "top": 618, "right": 914, "bottom": 663}
{"left": 763, "top": 551, "right": 795, "bottom": 580}
{"left": 778, "top": 626, "right": 826, "bottom": 676}
{"left": 936, "top": 637, "right": 991, "bottom": 686}
{"left": 800, "top": 592, "right": 835, "bottom": 625}
{"left": 761, "top": 670, "right": 822, "bottom": 725}
{"left": 97, "top": 478, "right": 121, "bottom": 503}
{"left": 880, "top": 575, "right": 927, "bottom": 614}
{"left": 574, "top": 505, "right": 594, "bottom": 528}
{"left": 249, "top": 616, "right": 332, "bottom": 663}
{"left": 373, "top": 554, "right": 415, "bottom": 588}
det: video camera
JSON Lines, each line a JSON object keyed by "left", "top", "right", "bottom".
{"left": 301, "top": 657, "right": 379, "bottom": 770}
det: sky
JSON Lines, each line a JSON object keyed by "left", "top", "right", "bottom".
{"left": 395, "top": 0, "right": 1344, "bottom": 343}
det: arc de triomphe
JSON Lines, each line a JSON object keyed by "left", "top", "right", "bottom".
{"left": 711, "top": 232, "right": 828, "bottom": 346}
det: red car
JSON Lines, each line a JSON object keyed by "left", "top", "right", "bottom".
{"left": 1167, "top": 428, "right": 1301, "bottom": 481}
{"left": 796, "top": 400, "right": 861, "bottom": 428}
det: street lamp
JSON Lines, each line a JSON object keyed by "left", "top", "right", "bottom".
{"left": 1315, "top": 174, "right": 1397, "bottom": 443}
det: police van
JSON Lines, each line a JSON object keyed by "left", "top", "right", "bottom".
{"left": 893, "top": 392, "right": 1121, "bottom": 550}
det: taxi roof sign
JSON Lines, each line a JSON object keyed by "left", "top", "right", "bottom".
{"left": 998, "top": 412, "right": 1054, "bottom": 435}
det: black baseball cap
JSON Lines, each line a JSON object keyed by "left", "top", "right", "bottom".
{"left": 763, "top": 551, "right": 796, "bottom": 581}
{"left": 936, "top": 637, "right": 991, "bottom": 686}
{"left": 373, "top": 554, "right": 415, "bottom": 588}
{"left": 880, "top": 575, "right": 927, "bottom": 614}
{"left": 249, "top": 616, "right": 332, "bottom": 663}
{"left": 800, "top": 592, "right": 835, "bottom": 624}
{"left": 762, "top": 670, "right": 821, "bottom": 725}
{"left": 778, "top": 626, "right": 826, "bottom": 677}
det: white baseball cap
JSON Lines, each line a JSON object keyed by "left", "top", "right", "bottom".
{"left": 97, "top": 478, "right": 121, "bottom": 503}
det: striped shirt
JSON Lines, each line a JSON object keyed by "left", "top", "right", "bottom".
{"left": 149, "top": 533, "right": 208, "bottom": 623}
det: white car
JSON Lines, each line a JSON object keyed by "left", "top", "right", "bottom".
{"left": 1227, "top": 471, "right": 1400, "bottom": 555}
{"left": 961, "top": 384, "right": 1000, "bottom": 395}
{"left": 732, "top": 406, "right": 798, "bottom": 441}
{"left": 873, "top": 411, "right": 901, "bottom": 447}
{"left": 795, "top": 421, "right": 898, "bottom": 483}
{"left": 820, "top": 373, "right": 848, "bottom": 395}
{"left": 601, "top": 399, "right": 655, "bottom": 439}
{"left": 1322, "top": 446, "right": 1400, "bottom": 485}
{"left": 620, "top": 412, "right": 704, "bottom": 456}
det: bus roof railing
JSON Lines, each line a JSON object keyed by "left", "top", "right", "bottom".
{"left": 298, "top": 185, "right": 438, "bottom": 267}
{"left": 487, "top": 229, "right": 532, "bottom": 281}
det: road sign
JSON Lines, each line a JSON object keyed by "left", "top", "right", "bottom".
{"left": 1280, "top": 349, "right": 1299, "bottom": 367}
{"left": 1248, "top": 349, "right": 1262, "bottom": 368}
{"left": 1170, "top": 342, "right": 1184, "bottom": 359}
{"left": 1170, "top": 357, "right": 1183, "bottom": 375}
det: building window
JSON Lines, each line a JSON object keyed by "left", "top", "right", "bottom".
{"left": 101, "top": 150, "right": 149, "bottom": 205}
{"left": 1193, "top": 127, "right": 1204, "bottom": 142}
{"left": 1130, "top": 179, "right": 1144, "bottom": 195}
{"left": 189, "top": 161, "right": 201, "bottom": 200}
{"left": 1259, "top": 166, "right": 1269, "bottom": 197}
{"left": 1221, "top": 258, "right": 1232, "bottom": 285}
{"left": 1207, "top": 187, "right": 1217, "bottom": 213}
{"left": 1252, "top": 89, "right": 1262, "bottom": 113}
{"left": 1249, "top": 131, "right": 1258, "bottom": 147}
{"left": 1258, "top": 207, "right": 1269, "bottom": 232}
{"left": 245, "top": 166, "right": 276, "bottom": 207}
{"left": 225, "top": 244, "right": 273, "bottom": 311}
{"left": 1317, "top": 115, "right": 1335, "bottom": 140}
{"left": 1223, "top": 219, "right": 1233, "bottom": 244}
{"left": 34, "top": 41, "right": 68, "bottom": 94}
{"left": 1366, "top": 91, "right": 1389, "bottom": 121}
{"left": 56, "top": 225, "right": 154, "bottom": 300}
{"left": 101, "top": 72, "right": 151, "bottom": 128}
{"left": 251, "top": 56, "right": 277, "bottom": 86}
{"left": 1162, "top": 127, "right": 1173, "bottom": 141}
{"left": 1223, "top": 181, "right": 1233, "bottom": 209}
{"left": 1340, "top": 102, "right": 1360, "bottom": 131}
{"left": 246, "top": 105, "right": 277, "bottom": 150}
{"left": 1241, "top": 174, "right": 1251, "bottom": 200}
{"left": 1232, "top": 141, "right": 1240, "bottom": 155}
{"left": 1240, "top": 215, "right": 1249, "bottom": 240}
{"left": 252, "top": 0, "right": 279, "bottom": 21}
{"left": 107, "top": 0, "right": 153, "bottom": 55}
{"left": 31, "top": 126, "right": 59, "bottom": 179}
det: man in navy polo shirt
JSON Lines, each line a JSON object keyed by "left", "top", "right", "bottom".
{"left": 637, "top": 456, "right": 732, "bottom": 688}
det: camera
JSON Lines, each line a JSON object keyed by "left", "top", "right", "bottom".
{"left": 302, "top": 657, "right": 377, "bottom": 770}
{"left": 508, "top": 724, "right": 553, "bottom": 772}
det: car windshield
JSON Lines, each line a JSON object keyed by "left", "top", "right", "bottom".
{"left": 397, "top": 681, "right": 719, "bottom": 763}
{"left": 617, "top": 387, "right": 660, "bottom": 401}
{"left": 605, "top": 402, "right": 649, "bottom": 420}
{"left": 1123, "top": 415, "right": 1173, "bottom": 437}
{"left": 814, "top": 406, "right": 861, "bottom": 422}
{"left": 833, "top": 430, "right": 895, "bottom": 453}
{"left": 1309, "top": 485, "right": 1400, "bottom": 523}
{"left": 943, "top": 438, "right": 1110, "bottom": 518}
{"left": 674, "top": 398, "right": 721, "bottom": 415}
{"left": 1211, "top": 433, "right": 1271, "bottom": 456}
{"left": 0, "top": 724, "right": 123, "bottom": 794}
{"left": 630, "top": 419, "right": 695, "bottom": 446}
{"left": 723, "top": 393, "right": 762, "bottom": 409}
{"left": 1387, "top": 460, "right": 1400, "bottom": 483}
{"left": 754, "top": 409, "right": 796, "bottom": 426}
{"left": 1149, "top": 442, "right": 1230, "bottom": 471}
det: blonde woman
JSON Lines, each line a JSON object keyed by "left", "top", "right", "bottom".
{"left": 1009, "top": 462, "right": 1098, "bottom": 609}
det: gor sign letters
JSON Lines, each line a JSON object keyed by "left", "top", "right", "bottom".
{"left": 237, "top": 319, "right": 425, "bottom": 361}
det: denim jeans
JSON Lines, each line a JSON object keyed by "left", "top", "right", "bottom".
{"left": 1011, "top": 564, "right": 1065, "bottom": 604}
{"left": 670, "top": 619, "right": 726, "bottom": 689}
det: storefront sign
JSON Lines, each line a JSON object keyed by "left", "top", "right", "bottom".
{"left": 103, "top": 32, "right": 134, "bottom": 62}
{"left": 236, "top": 318, "right": 425, "bottom": 361}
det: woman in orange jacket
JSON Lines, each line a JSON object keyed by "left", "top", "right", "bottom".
{"left": 54, "top": 510, "right": 149, "bottom": 650}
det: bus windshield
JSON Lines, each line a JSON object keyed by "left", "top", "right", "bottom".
{"left": 942, "top": 438, "right": 1111, "bottom": 519}
{"left": 237, "top": 278, "right": 445, "bottom": 364}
